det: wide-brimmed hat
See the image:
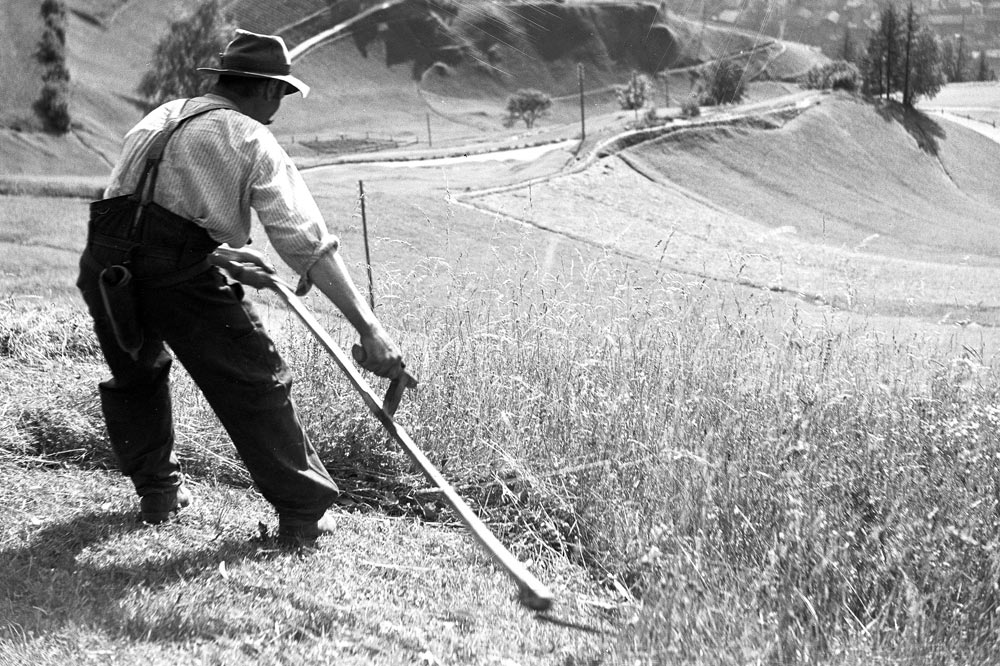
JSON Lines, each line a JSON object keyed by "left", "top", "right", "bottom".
{"left": 198, "top": 30, "right": 310, "bottom": 98}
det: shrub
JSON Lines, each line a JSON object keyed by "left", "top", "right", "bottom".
{"left": 33, "top": 82, "right": 71, "bottom": 133}
{"left": 503, "top": 89, "right": 552, "bottom": 129}
{"left": 616, "top": 71, "right": 652, "bottom": 115}
{"left": 698, "top": 60, "right": 747, "bottom": 106}
{"left": 681, "top": 94, "right": 701, "bottom": 118}
{"left": 34, "top": 28, "right": 65, "bottom": 68}
{"left": 801, "top": 60, "right": 862, "bottom": 92}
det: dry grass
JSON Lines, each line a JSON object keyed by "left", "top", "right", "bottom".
{"left": 4, "top": 249, "right": 1000, "bottom": 663}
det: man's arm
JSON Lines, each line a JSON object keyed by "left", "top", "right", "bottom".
{"left": 306, "top": 250, "right": 404, "bottom": 379}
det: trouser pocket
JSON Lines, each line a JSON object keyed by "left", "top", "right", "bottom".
{"left": 98, "top": 264, "right": 144, "bottom": 360}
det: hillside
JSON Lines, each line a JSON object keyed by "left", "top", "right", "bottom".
{"left": 7, "top": 2, "right": 1000, "bottom": 664}
{"left": 463, "top": 92, "right": 1000, "bottom": 326}
{"left": 1, "top": 0, "right": 819, "bottom": 178}
{"left": 623, "top": 95, "right": 1000, "bottom": 261}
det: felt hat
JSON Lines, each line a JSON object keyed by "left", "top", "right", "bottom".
{"left": 198, "top": 30, "right": 310, "bottom": 98}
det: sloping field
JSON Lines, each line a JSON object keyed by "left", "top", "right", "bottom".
{"left": 622, "top": 93, "right": 1000, "bottom": 261}
{"left": 465, "top": 92, "right": 1000, "bottom": 326}
{"left": 0, "top": 0, "right": 47, "bottom": 128}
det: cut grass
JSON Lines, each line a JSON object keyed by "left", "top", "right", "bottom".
{"left": 0, "top": 467, "right": 614, "bottom": 665}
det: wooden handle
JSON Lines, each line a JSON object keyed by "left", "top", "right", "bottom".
{"left": 267, "top": 279, "right": 554, "bottom": 611}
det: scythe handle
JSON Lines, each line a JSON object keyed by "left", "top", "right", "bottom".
{"left": 265, "top": 277, "right": 555, "bottom": 612}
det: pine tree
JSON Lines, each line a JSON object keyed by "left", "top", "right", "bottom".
{"left": 841, "top": 27, "right": 856, "bottom": 63}
{"left": 863, "top": 2, "right": 942, "bottom": 105}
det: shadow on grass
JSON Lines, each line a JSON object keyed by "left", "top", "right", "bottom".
{"left": 0, "top": 511, "right": 261, "bottom": 635}
{"left": 0, "top": 509, "right": 422, "bottom": 653}
{"left": 871, "top": 98, "right": 946, "bottom": 156}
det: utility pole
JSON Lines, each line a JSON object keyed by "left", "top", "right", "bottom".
{"left": 578, "top": 63, "right": 586, "bottom": 141}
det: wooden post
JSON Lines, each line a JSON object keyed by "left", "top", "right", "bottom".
{"left": 578, "top": 63, "right": 586, "bottom": 141}
{"left": 426, "top": 112, "right": 433, "bottom": 147}
{"left": 359, "top": 180, "right": 375, "bottom": 311}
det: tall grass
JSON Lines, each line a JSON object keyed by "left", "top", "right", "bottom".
{"left": 5, "top": 252, "right": 1000, "bottom": 664}
{"left": 335, "top": 253, "right": 1000, "bottom": 664}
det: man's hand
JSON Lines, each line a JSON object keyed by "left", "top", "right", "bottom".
{"left": 354, "top": 325, "right": 406, "bottom": 379}
{"left": 210, "top": 247, "right": 277, "bottom": 290}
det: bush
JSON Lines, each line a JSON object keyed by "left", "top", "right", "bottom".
{"left": 33, "top": 82, "right": 71, "bottom": 133}
{"left": 503, "top": 89, "right": 552, "bottom": 129}
{"left": 616, "top": 71, "right": 652, "bottom": 113}
{"left": 137, "top": 0, "right": 235, "bottom": 110}
{"left": 681, "top": 95, "right": 701, "bottom": 118}
{"left": 801, "top": 60, "right": 862, "bottom": 92}
{"left": 34, "top": 28, "right": 64, "bottom": 68}
{"left": 700, "top": 60, "right": 747, "bottom": 106}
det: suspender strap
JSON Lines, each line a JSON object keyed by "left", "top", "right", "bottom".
{"left": 129, "top": 97, "right": 233, "bottom": 239}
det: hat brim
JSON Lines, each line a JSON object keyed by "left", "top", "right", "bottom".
{"left": 197, "top": 67, "right": 310, "bottom": 98}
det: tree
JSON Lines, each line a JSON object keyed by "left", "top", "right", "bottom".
{"left": 841, "top": 27, "right": 856, "bottom": 64}
{"left": 700, "top": 60, "right": 746, "bottom": 105}
{"left": 800, "top": 61, "right": 861, "bottom": 92}
{"left": 906, "top": 24, "right": 944, "bottom": 103}
{"left": 940, "top": 35, "right": 971, "bottom": 82}
{"left": 902, "top": 2, "right": 916, "bottom": 106}
{"left": 955, "top": 34, "right": 968, "bottom": 82}
{"left": 137, "top": 0, "right": 235, "bottom": 111}
{"left": 616, "top": 71, "right": 652, "bottom": 120}
{"left": 34, "top": 0, "right": 70, "bottom": 133}
{"left": 940, "top": 38, "right": 956, "bottom": 81}
{"left": 503, "top": 89, "right": 552, "bottom": 129}
{"left": 864, "top": 3, "right": 903, "bottom": 100}
{"left": 862, "top": 2, "right": 942, "bottom": 106}
{"left": 975, "top": 50, "right": 994, "bottom": 81}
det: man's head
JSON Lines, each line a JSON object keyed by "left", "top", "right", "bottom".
{"left": 198, "top": 30, "right": 309, "bottom": 123}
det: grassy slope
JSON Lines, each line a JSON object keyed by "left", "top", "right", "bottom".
{"left": 467, "top": 93, "right": 1000, "bottom": 329}
{"left": 6, "top": 2, "right": 1000, "bottom": 663}
{"left": 1, "top": 465, "right": 612, "bottom": 665}
{"left": 0, "top": 0, "right": 46, "bottom": 127}
{"left": 623, "top": 94, "right": 1000, "bottom": 261}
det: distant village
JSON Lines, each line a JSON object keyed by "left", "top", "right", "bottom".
{"left": 703, "top": 0, "right": 1000, "bottom": 65}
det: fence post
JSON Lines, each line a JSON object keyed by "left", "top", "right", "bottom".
{"left": 359, "top": 180, "right": 375, "bottom": 311}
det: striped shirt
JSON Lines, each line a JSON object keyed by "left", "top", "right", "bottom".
{"left": 104, "top": 93, "right": 337, "bottom": 277}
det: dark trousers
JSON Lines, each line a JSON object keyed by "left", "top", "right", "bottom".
{"left": 77, "top": 201, "right": 338, "bottom": 524}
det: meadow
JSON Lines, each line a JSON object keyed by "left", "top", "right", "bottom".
{"left": 3, "top": 0, "right": 1000, "bottom": 658}
{"left": 3, "top": 102, "right": 1000, "bottom": 662}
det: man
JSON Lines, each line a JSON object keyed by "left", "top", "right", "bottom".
{"left": 77, "top": 30, "right": 405, "bottom": 544}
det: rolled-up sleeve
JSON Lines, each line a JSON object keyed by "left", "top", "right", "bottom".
{"left": 249, "top": 131, "right": 339, "bottom": 277}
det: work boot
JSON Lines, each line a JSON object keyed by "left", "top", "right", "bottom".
{"left": 277, "top": 511, "right": 336, "bottom": 548}
{"left": 140, "top": 484, "right": 192, "bottom": 524}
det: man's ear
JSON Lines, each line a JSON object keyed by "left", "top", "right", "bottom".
{"left": 264, "top": 79, "right": 285, "bottom": 100}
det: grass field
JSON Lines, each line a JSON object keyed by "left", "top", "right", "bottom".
{"left": 5, "top": 81, "right": 1000, "bottom": 662}
{"left": 4, "top": 0, "right": 1000, "bottom": 662}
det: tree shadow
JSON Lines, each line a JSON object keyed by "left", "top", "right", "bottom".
{"left": 869, "top": 98, "right": 946, "bottom": 156}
